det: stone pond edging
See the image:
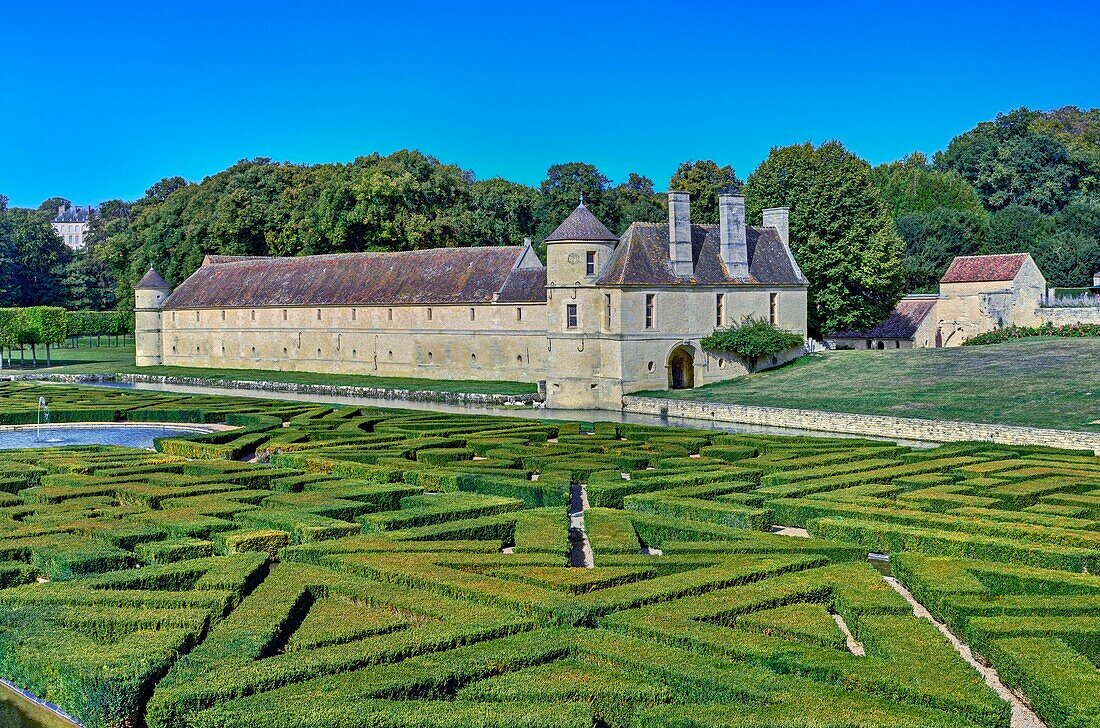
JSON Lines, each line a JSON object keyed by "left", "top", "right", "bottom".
{"left": 622, "top": 395, "right": 1100, "bottom": 454}
{"left": 15, "top": 372, "right": 542, "bottom": 407}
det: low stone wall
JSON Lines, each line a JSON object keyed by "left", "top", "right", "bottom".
{"left": 14, "top": 372, "right": 542, "bottom": 407}
{"left": 623, "top": 396, "right": 1100, "bottom": 454}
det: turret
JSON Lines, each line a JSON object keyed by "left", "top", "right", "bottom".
{"left": 134, "top": 268, "right": 171, "bottom": 366}
{"left": 544, "top": 201, "right": 619, "bottom": 286}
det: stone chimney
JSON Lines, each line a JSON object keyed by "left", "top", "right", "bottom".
{"left": 719, "top": 193, "right": 748, "bottom": 278}
{"left": 762, "top": 207, "right": 790, "bottom": 248}
{"left": 668, "top": 191, "right": 693, "bottom": 277}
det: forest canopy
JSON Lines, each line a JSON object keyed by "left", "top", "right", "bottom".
{"left": 2, "top": 105, "right": 1098, "bottom": 337}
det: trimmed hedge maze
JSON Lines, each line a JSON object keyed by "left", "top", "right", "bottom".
{"left": 0, "top": 381, "right": 1097, "bottom": 728}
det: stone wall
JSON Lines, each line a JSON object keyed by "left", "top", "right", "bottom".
{"left": 622, "top": 396, "right": 1100, "bottom": 454}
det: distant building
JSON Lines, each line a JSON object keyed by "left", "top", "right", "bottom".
{"left": 135, "top": 192, "right": 809, "bottom": 409}
{"left": 830, "top": 295, "right": 939, "bottom": 349}
{"left": 829, "top": 253, "right": 1100, "bottom": 349}
{"left": 51, "top": 205, "right": 94, "bottom": 249}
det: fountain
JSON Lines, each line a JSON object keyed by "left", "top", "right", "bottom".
{"left": 35, "top": 397, "right": 63, "bottom": 444}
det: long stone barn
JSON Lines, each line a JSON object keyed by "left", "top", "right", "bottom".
{"left": 135, "top": 192, "right": 808, "bottom": 408}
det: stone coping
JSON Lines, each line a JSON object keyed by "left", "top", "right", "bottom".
{"left": 623, "top": 396, "right": 1100, "bottom": 454}
{"left": 13, "top": 372, "right": 541, "bottom": 406}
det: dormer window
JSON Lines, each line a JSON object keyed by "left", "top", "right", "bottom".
{"left": 585, "top": 251, "right": 596, "bottom": 276}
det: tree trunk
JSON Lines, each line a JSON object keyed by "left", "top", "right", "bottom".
{"left": 31, "top": 344, "right": 37, "bottom": 367}
{"left": 46, "top": 344, "right": 52, "bottom": 368}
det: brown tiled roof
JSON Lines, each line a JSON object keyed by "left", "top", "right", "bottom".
{"left": 597, "top": 223, "right": 806, "bottom": 286}
{"left": 134, "top": 268, "right": 170, "bottom": 290}
{"left": 545, "top": 204, "right": 618, "bottom": 243}
{"left": 163, "top": 246, "right": 545, "bottom": 308}
{"left": 496, "top": 267, "right": 547, "bottom": 303}
{"left": 832, "top": 296, "right": 938, "bottom": 339}
{"left": 940, "top": 253, "right": 1030, "bottom": 283}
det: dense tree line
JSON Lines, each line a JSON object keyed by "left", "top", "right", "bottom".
{"left": 2, "top": 105, "right": 1097, "bottom": 338}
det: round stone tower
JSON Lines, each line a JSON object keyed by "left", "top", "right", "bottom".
{"left": 134, "top": 268, "right": 171, "bottom": 366}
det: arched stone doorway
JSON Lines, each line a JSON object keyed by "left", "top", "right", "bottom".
{"left": 667, "top": 346, "right": 695, "bottom": 389}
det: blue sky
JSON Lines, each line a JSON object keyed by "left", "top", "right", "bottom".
{"left": 2, "top": 0, "right": 1098, "bottom": 208}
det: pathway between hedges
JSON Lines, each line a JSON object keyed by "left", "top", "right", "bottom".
{"left": 884, "top": 576, "right": 1045, "bottom": 728}
{"left": 569, "top": 483, "right": 594, "bottom": 568}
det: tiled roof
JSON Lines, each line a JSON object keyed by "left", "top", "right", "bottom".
{"left": 544, "top": 204, "right": 618, "bottom": 243}
{"left": 52, "top": 205, "right": 93, "bottom": 223}
{"left": 940, "top": 253, "right": 1030, "bottom": 284}
{"left": 832, "top": 296, "right": 938, "bottom": 340}
{"left": 164, "top": 246, "right": 546, "bottom": 309}
{"left": 596, "top": 223, "right": 806, "bottom": 286}
{"left": 134, "top": 268, "right": 170, "bottom": 290}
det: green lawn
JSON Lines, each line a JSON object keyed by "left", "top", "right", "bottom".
{"left": 4, "top": 344, "right": 537, "bottom": 396}
{"left": 646, "top": 337, "right": 1100, "bottom": 432}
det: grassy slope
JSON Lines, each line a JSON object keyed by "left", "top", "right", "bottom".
{"left": 645, "top": 337, "right": 1100, "bottom": 432}
{"left": 3, "top": 344, "right": 537, "bottom": 396}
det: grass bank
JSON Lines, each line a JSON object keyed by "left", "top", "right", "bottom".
{"left": 4, "top": 345, "right": 537, "bottom": 396}
{"left": 645, "top": 337, "right": 1100, "bottom": 432}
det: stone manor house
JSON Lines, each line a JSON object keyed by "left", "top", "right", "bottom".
{"left": 135, "top": 192, "right": 808, "bottom": 408}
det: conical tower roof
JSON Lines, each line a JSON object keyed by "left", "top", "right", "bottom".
{"left": 135, "top": 267, "right": 170, "bottom": 290}
{"left": 545, "top": 203, "right": 618, "bottom": 243}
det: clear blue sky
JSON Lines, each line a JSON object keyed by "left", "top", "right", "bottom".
{"left": 2, "top": 0, "right": 1098, "bottom": 208}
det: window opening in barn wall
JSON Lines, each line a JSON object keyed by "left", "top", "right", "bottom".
{"left": 470, "top": 308, "right": 475, "bottom": 321}
{"left": 769, "top": 293, "right": 778, "bottom": 324}
{"left": 251, "top": 310, "right": 256, "bottom": 321}
{"left": 604, "top": 294, "right": 612, "bottom": 329}
{"left": 645, "top": 294, "right": 656, "bottom": 329}
{"left": 716, "top": 294, "right": 724, "bottom": 326}
{"left": 283, "top": 309, "right": 288, "bottom": 321}
{"left": 566, "top": 304, "right": 578, "bottom": 329}
{"left": 388, "top": 308, "right": 393, "bottom": 321}
{"left": 427, "top": 308, "right": 433, "bottom": 321}
{"left": 516, "top": 307, "right": 522, "bottom": 322}
{"left": 220, "top": 310, "right": 225, "bottom": 321}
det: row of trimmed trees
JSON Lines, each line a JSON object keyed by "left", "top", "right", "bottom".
{"left": 0, "top": 308, "right": 135, "bottom": 367}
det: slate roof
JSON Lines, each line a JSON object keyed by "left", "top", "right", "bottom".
{"left": 545, "top": 204, "right": 618, "bottom": 243}
{"left": 163, "top": 246, "right": 546, "bottom": 309}
{"left": 52, "top": 205, "right": 93, "bottom": 223}
{"left": 597, "top": 223, "right": 806, "bottom": 286}
{"left": 832, "top": 296, "right": 938, "bottom": 340}
{"left": 134, "top": 268, "right": 170, "bottom": 290}
{"left": 940, "top": 253, "right": 1030, "bottom": 284}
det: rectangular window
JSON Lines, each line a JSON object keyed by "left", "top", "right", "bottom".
{"left": 352, "top": 308, "right": 357, "bottom": 321}
{"left": 220, "top": 310, "right": 225, "bottom": 321}
{"left": 283, "top": 309, "right": 288, "bottom": 321}
{"left": 388, "top": 308, "right": 393, "bottom": 321}
{"left": 566, "top": 304, "right": 578, "bottom": 329}
{"left": 470, "top": 307, "right": 475, "bottom": 321}
{"left": 645, "top": 294, "right": 656, "bottom": 329}
{"left": 427, "top": 308, "right": 433, "bottom": 321}
{"left": 716, "top": 293, "right": 724, "bottom": 327}
{"left": 316, "top": 309, "right": 321, "bottom": 320}
{"left": 604, "top": 294, "right": 612, "bottom": 329}
{"left": 516, "top": 307, "right": 522, "bottom": 322}
{"left": 250, "top": 310, "right": 256, "bottom": 321}
{"left": 585, "top": 251, "right": 596, "bottom": 276}
{"left": 769, "top": 292, "right": 779, "bottom": 324}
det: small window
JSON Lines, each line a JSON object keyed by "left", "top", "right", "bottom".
{"left": 516, "top": 307, "right": 522, "bottom": 322}
{"left": 251, "top": 346, "right": 256, "bottom": 356}
{"left": 195, "top": 311, "right": 200, "bottom": 322}
{"left": 604, "top": 294, "right": 612, "bottom": 329}
{"left": 517, "top": 354, "right": 524, "bottom": 365}
{"left": 427, "top": 351, "right": 433, "bottom": 363}
{"left": 172, "top": 312, "right": 176, "bottom": 322}
{"left": 471, "top": 353, "right": 477, "bottom": 365}
{"left": 220, "top": 310, "right": 225, "bottom": 321}
{"left": 427, "top": 308, "right": 433, "bottom": 321}
{"left": 283, "top": 309, "right": 288, "bottom": 321}
{"left": 352, "top": 308, "right": 357, "bottom": 321}
{"left": 718, "top": 358, "right": 725, "bottom": 369}
{"left": 283, "top": 348, "right": 288, "bottom": 355}
{"left": 647, "top": 361, "right": 655, "bottom": 372}
{"left": 645, "top": 294, "right": 656, "bottom": 329}
{"left": 388, "top": 308, "right": 393, "bottom": 321}
{"left": 316, "top": 309, "right": 321, "bottom": 320}
{"left": 470, "top": 307, "right": 475, "bottom": 321}
{"left": 317, "top": 348, "right": 321, "bottom": 356}
{"left": 250, "top": 310, "right": 256, "bottom": 321}
{"left": 585, "top": 251, "right": 596, "bottom": 276}
{"left": 566, "top": 304, "right": 578, "bottom": 329}
{"left": 716, "top": 294, "right": 725, "bottom": 327}
{"left": 769, "top": 293, "right": 778, "bottom": 324}
{"left": 388, "top": 350, "right": 394, "bottom": 359}
{"left": 352, "top": 349, "right": 357, "bottom": 357}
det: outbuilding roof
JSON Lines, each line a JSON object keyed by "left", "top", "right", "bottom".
{"left": 832, "top": 296, "right": 938, "bottom": 340}
{"left": 163, "top": 246, "right": 546, "bottom": 309}
{"left": 544, "top": 203, "right": 619, "bottom": 243}
{"left": 597, "top": 223, "right": 806, "bottom": 286}
{"left": 134, "top": 268, "right": 170, "bottom": 290}
{"left": 940, "top": 253, "right": 1030, "bottom": 284}
{"left": 52, "top": 205, "right": 93, "bottom": 223}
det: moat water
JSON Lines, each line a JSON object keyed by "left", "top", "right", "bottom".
{"left": 0, "top": 424, "right": 218, "bottom": 450}
{"left": 69, "top": 380, "right": 935, "bottom": 447}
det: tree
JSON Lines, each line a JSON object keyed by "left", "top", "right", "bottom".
{"left": 982, "top": 205, "right": 1056, "bottom": 255}
{"left": 535, "top": 162, "right": 617, "bottom": 241}
{"left": 744, "top": 141, "right": 905, "bottom": 336}
{"left": 871, "top": 153, "right": 985, "bottom": 218}
{"left": 469, "top": 178, "right": 540, "bottom": 246}
{"left": 668, "top": 160, "right": 742, "bottom": 224}
{"left": 37, "top": 196, "right": 71, "bottom": 215}
{"left": 896, "top": 208, "right": 989, "bottom": 292}
{"left": 0, "top": 209, "right": 71, "bottom": 306}
{"left": 610, "top": 173, "right": 664, "bottom": 229}
{"left": 700, "top": 317, "right": 804, "bottom": 373}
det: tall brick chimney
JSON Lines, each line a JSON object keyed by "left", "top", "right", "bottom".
{"left": 719, "top": 192, "right": 748, "bottom": 278}
{"left": 667, "top": 191, "right": 693, "bottom": 277}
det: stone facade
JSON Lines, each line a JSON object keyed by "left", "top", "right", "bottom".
{"left": 51, "top": 205, "right": 92, "bottom": 250}
{"left": 135, "top": 194, "right": 809, "bottom": 409}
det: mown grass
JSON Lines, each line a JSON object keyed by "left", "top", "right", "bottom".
{"left": 6, "top": 344, "right": 537, "bottom": 396}
{"left": 646, "top": 337, "right": 1100, "bottom": 432}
